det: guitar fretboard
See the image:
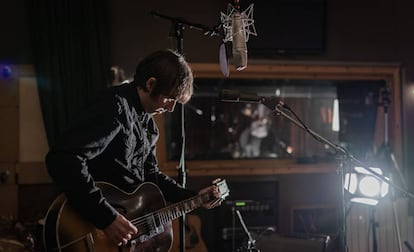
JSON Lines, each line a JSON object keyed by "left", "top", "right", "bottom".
{"left": 132, "top": 193, "right": 211, "bottom": 237}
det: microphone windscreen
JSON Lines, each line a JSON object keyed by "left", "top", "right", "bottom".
{"left": 219, "top": 43, "right": 229, "bottom": 77}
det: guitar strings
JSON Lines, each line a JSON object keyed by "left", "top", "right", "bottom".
{"left": 128, "top": 193, "right": 210, "bottom": 235}
{"left": 129, "top": 193, "right": 204, "bottom": 226}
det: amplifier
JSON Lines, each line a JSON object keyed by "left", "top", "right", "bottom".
{"left": 254, "top": 233, "right": 333, "bottom": 252}
{"left": 220, "top": 199, "right": 277, "bottom": 228}
{"left": 224, "top": 200, "right": 274, "bottom": 213}
{"left": 222, "top": 226, "right": 276, "bottom": 241}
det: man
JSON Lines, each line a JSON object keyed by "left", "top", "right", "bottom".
{"left": 46, "top": 49, "right": 220, "bottom": 248}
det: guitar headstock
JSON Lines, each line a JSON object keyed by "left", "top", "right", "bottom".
{"left": 212, "top": 178, "right": 230, "bottom": 200}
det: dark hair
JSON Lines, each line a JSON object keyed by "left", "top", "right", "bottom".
{"left": 132, "top": 49, "right": 193, "bottom": 104}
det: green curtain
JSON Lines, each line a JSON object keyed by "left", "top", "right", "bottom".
{"left": 27, "top": 0, "right": 111, "bottom": 146}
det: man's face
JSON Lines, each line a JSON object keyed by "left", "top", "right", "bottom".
{"left": 151, "top": 95, "right": 178, "bottom": 115}
{"left": 142, "top": 77, "right": 178, "bottom": 115}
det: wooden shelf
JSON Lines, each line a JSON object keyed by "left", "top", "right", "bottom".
{"left": 161, "top": 159, "right": 337, "bottom": 177}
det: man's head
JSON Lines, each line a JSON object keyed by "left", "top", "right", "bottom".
{"left": 133, "top": 50, "right": 194, "bottom": 114}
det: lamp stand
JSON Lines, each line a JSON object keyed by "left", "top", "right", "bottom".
{"left": 370, "top": 207, "right": 378, "bottom": 252}
{"left": 375, "top": 87, "right": 405, "bottom": 252}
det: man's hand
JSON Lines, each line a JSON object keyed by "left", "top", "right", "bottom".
{"left": 103, "top": 214, "right": 138, "bottom": 246}
{"left": 198, "top": 185, "right": 222, "bottom": 209}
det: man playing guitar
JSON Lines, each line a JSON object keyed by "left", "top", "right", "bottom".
{"left": 44, "top": 50, "right": 226, "bottom": 251}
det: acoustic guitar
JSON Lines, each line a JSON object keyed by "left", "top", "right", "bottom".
{"left": 42, "top": 179, "right": 229, "bottom": 252}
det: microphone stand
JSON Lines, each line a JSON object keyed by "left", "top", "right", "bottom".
{"left": 150, "top": 11, "right": 223, "bottom": 38}
{"left": 169, "top": 18, "right": 187, "bottom": 252}
{"left": 235, "top": 210, "right": 260, "bottom": 252}
{"left": 150, "top": 11, "right": 222, "bottom": 252}
{"left": 258, "top": 97, "right": 414, "bottom": 252}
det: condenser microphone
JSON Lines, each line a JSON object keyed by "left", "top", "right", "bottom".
{"left": 231, "top": 9, "right": 248, "bottom": 71}
{"left": 220, "top": 3, "right": 257, "bottom": 72}
{"left": 219, "top": 89, "right": 264, "bottom": 103}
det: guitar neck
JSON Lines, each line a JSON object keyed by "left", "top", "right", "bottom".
{"left": 134, "top": 193, "right": 210, "bottom": 236}
{"left": 131, "top": 179, "right": 228, "bottom": 240}
{"left": 159, "top": 193, "right": 209, "bottom": 222}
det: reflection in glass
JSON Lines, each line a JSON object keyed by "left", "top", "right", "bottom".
{"left": 165, "top": 78, "right": 383, "bottom": 162}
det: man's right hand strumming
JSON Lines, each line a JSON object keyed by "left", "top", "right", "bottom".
{"left": 103, "top": 214, "right": 138, "bottom": 246}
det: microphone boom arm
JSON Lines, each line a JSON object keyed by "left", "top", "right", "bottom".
{"left": 264, "top": 98, "right": 414, "bottom": 252}
{"left": 271, "top": 101, "right": 348, "bottom": 154}
{"left": 150, "top": 11, "right": 223, "bottom": 37}
{"left": 266, "top": 100, "right": 414, "bottom": 201}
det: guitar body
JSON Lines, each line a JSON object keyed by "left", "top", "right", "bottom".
{"left": 43, "top": 182, "right": 173, "bottom": 252}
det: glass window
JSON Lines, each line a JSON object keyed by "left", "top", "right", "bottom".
{"left": 165, "top": 78, "right": 383, "bottom": 162}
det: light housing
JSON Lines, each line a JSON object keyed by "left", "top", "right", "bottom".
{"left": 344, "top": 166, "right": 389, "bottom": 206}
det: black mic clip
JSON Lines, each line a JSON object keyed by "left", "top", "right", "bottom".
{"left": 219, "top": 89, "right": 287, "bottom": 110}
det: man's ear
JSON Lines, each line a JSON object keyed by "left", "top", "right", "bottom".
{"left": 145, "top": 77, "right": 157, "bottom": 93}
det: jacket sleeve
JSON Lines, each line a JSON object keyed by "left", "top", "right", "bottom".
{"left": 46, "top": 94, "right": 123, "bottom": 229}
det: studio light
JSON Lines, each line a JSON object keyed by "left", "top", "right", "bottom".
{"left": 344, "top": 166, "right": 389, "bottom": 206}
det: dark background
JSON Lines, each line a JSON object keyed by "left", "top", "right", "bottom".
{"left": 1, "top": 0, "right": 413, "bottom": 250}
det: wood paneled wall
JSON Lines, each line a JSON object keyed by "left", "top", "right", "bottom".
{"left": 0, "top": 64, "right": 50, "bottom": 219}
